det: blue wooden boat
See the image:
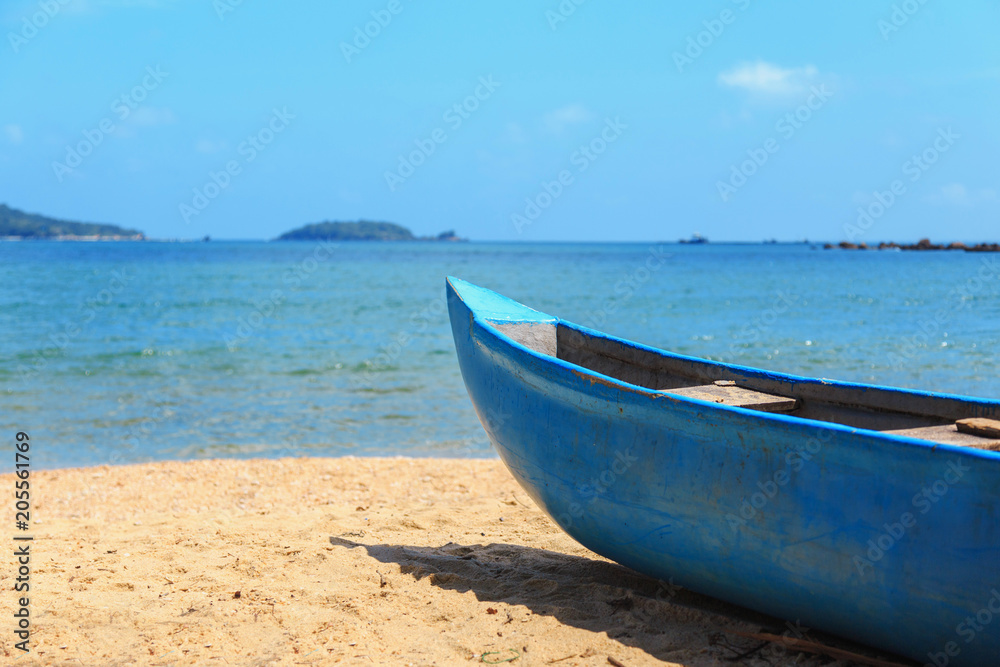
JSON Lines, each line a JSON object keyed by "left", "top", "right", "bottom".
{"left": 446, "top": 277, "right": 1000, "bottom": 666}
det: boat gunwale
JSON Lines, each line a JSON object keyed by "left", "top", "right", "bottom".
{"left": 447, "top": 276, "right": 1000, "bottom": 461}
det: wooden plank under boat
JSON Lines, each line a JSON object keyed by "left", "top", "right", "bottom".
{"left": 445, "top": 277, "right": 1000, "bottom": 666}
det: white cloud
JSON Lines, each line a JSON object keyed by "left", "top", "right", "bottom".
{"left": 718, "top": 61, "right": 820, "bottom": 96}
{"left": 716, "top": 108, "right": 753, "bottom": 128}
{"left": 105, "top": 0, "right": 174, "bottom": 5}
{"left": 925, "top": 183, "right": 998, "bottom": 207}
{"left": 71, "top": 0, "right": 176, "bottom": 10}
{"left": 338, "top": 189, "right": 361, "bottom": 204}
{"left": 850, "top": 190, "right": 870, "bottom": 205}
{"left": 505, "top": 122, "right": 527, "bottom": 144}
{"left": 543, "top": 104, "right": 594, "bottom": 134}
{"left": 114, "top": 107, "right": 174, "bottom": 139}
{"left": 196, "top": 139, "right": 227, "bottom": 154}
{"left": 940, "top": 183, "right": 970, "bottom": 206}
{"left": 4, "top": 124, "right": 23, "bottom": 144}
{"left": 126, "top": 107, "right": 176, "bottom": 127}
{"left": 3, "top": 0, "right": 171, "bottom": 21}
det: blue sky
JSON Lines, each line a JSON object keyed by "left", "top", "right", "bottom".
{"left": 1, "top": 0, "right": 997, "bottom": 241}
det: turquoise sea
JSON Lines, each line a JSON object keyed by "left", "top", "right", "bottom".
{"left": 2, "top": 241, "right": 999, "bottom": 471}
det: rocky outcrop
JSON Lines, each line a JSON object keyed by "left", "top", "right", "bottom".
{"left": 826, "top": 239, "right": 999, "bottom": 252}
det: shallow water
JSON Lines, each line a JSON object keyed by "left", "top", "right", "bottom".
{"left": 2, "top": 241, "right": 998, "bottom": 470}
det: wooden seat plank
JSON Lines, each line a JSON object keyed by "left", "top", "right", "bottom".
{"left": 957, "top": 418, "right": 1000, "bottom": 439}
{"left": 662, "top": 382, "right": 799, "bottom": 413}
{"left": 885, "top": 423, "right": 1000, "bottom": 450}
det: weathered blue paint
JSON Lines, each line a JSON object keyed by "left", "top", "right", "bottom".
{"left": 446, "top": 277, "right": 1000, "bottom": 666}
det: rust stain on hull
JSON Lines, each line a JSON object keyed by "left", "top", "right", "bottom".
{"left": 569, "top": 367, "right": 662, "bottom": 398}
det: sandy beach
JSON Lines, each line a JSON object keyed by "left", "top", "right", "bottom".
{"left": 0, "top": 457, "right": 904, "bottom": 666}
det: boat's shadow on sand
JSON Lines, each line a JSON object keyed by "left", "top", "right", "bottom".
{"left": 329, "top": 536, "right": 911, "bottom": 666}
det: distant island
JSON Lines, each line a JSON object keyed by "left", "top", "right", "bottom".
{"left": 825, "top": 238, "right": 999, "bottom": 253}
{"left": 276, "top": 221, "right": 464, "bottom": 242}
{"left": 0, "top": 204, "right": 144, "bottom": 240}
{"left": 0, "top": 206, "right": 465, "bottom": 243}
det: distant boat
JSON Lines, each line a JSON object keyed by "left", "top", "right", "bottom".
{"left": 446, "top": 277, "right": 1000, "bottom": 667}
{"left": 678, "top": 233, "right": 708, "bottom": 244}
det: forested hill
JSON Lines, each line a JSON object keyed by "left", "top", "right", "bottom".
{"left": 276, "top": 221, "right": 462, "bottom": 242}
{"left": 0, "top": 204, "right": 144, "bottom": 239}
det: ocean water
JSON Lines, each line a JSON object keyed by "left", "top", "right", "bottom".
{"left": 2, "top": 241, "right": 999, "bottom": 471}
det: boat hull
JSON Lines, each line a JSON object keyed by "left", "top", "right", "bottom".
{"left": 447, "top": 277, "right": 1000, "bottom": 666}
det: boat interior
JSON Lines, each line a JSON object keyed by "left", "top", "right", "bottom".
{"left": 489, "top": 320, "right": 1000, "bottom": 451}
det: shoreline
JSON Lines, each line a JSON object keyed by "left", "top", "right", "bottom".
{"left": 1, "top": 456, "right": 907, "bottom": 665}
